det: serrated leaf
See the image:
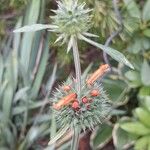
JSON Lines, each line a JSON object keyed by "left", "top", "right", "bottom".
{"left": 143, "top": 0, "right": 150, "bottom": 21}
{"left": 135, "top": 108, "right": 150, "bottom": 128}
{"left": 13, "top": 24, "right": 56, "bottom": 33}
{"left": 120, "top": 122, "right": 150, "bottom": 135}
{"left": 141, "top": 60, "right": 150, "bottom": 86}
{"left": 78, "top": 34, "right": 134, "bottom": 69}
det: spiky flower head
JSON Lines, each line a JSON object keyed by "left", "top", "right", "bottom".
{"left": 51, "top": 0, "right": 91, "bottom": 36}
{"left": 50, "top": 0, "right": 98, "bottom": 52}
{"left": 51, "top": 65, "right": 112, "bottom": 132}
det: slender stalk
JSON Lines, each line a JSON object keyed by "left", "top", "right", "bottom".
{"left": 71, "top": 126, "right": 80, "bottom": 150}
{"left": 71, "top": 36, "right": 81, "bottom": 150}
{"left": 72, "top": 36, "right": 81, "bottom": 97}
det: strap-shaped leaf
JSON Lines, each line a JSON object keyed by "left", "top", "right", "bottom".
{"left": 78, "top": 34, "right": 134, "bottom": 69}
{"left": 13, "top": 24, "right": 57, "bottom": 32}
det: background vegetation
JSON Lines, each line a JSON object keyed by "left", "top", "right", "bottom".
{"left": 0, "top": 0, "right": 150, "bottom": 150}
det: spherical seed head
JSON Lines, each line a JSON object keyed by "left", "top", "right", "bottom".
{"left": 82, "top": 96, "right": 88, "bottom": 103}
{"left": 72, "top": 101, "right": 80, "bottom": 109}
{"left": 51, "top": 0, "right": 92, "bottom": 36}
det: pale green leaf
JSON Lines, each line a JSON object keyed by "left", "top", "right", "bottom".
{"left": 135, "top": 108, "right": 150, "bottom": 128}
{"left": 143, "top": 0, "right": 150, "bottom": 21}
{"left": 92, "top": 124, "right": 112, "bottom": 149}
{"left": 123, "top": 0, "right": 140, "bottom": 18}
{"left": 135, "top": 136, "right": 150, "bottom": 150}
{"left": 13, "top": 24, "right": 56, "bottom": 33}
{"left": 113, "top": 123, "right": 135, "bottom": 149}
{"left": 121, "top": 122, "right": 150, "bottom": 135}
{"left": 141, "top": 60, "right": 150, "bottom": 86}
{"left": 78, "top": 34, "right": 134, "bottom": 69}
{"left": 143, "top": 29, "right": 150, "bottom": 37}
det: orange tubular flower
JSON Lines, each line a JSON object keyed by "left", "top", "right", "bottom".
{"left": 53, "top": 93, "right": 77, "bottom": 110}
{"left": 86, "top": 64, "right": 110, "bottom": 86}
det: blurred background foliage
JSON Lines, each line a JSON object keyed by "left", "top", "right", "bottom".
{"left": 0, "top": 0, "right": 150, "bottom": 149}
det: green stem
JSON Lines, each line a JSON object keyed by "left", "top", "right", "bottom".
{"left": 72, "top": 36, "right": 81, "bottom": 97}
{"left": 71, "top": 126, "right": 80, "bottom": 150}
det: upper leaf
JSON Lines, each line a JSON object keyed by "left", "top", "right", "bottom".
{"left": 143, "top": 0, "right": 150, "bottom": 21}
{"left": 13, "top": 24, "right": 57, "bottom": 32}
{"left": 78, "top": 34, "right": 134, "bottom": 69}
{"left": 141, "top": 60, "right": 150, "bottom": 86}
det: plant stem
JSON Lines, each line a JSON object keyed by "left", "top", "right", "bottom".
{"left": 71, "top": 126, "right": 80, "bottom": 150}
{"left": 72, "top": 36, "right": 81, "bottom": 97}
{"left": 71, "top": 36, "right": 81, "bottom": 150}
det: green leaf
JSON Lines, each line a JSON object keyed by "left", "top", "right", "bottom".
{"left": 125, "top": 70, "right": 140, "bottom": 81}
{"left": 102, "top": 78, "right": 129, "bottom": 105}
{"left": 125, "top": 70, "right": 142, "bottom": 87}
{"left": 143, "top": 0, "right": 150, "bottom": 21}
{"left": 13, "top": 24, "right": 56, "bottom": 33}
{"left": 143, "top": 29, "right": 150, "bottom": 37}
{"left": 113, "top": 123, "right": 135, "bottom": 149}
{"left": 92, "top": 124, "right": 112, "bottom": 149}
{"left": 141, "top": 60, "right": 150, "bottom": 86}
{"left": 120, "top": 122, "right": 150, "bottom": 136}
{"left": 135, "top": 136, "right": 150, "bottom": 150}
{"left": 123, "top": 0, "right": 140, "bottom": 18}
{"left": 79, "top": 34, "right": 134, "bottom": 69}
{"left": 135, "top": 108, "right": 150, "bottom": 128}
{"left": 0, "top": 55, "right": 4, "bottom": 84}
{"left": 30, "top": 34, "right": 50, "bottom": 98}
{"left": 20, "top": 0, "right": 41, "bottom": 82}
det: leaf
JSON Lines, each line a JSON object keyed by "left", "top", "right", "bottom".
{"left": 125, "top": 70, "right": 140, "bottom": 81}
{"left": 120, "top": 122, "right": 150, "bottom": 136}
{"left": 143, "top": 29, "right": 150, "bottom": 37}
{"left": 13, "top": 24, "right": 56, "bottom": 32}
{"left": 113, "top": 123, "right": 135, "bottom": 149}
{"left": 78, "top": 34, "right": 134, "bottom": 69}
{"left": 135, "top": 136, "right": 150, "bottom": 150}
{"left": 20, "top": 0, "right": 41, "bottom": 81}
{"left": 0, "top": 55, "right": 4, "bottom": 84}
{"left": 143, "top": 0, "right": 150, "bottom": 21}
{"left": 141, "top": 60, "right": 150, "bottom": 86}
{"left": 13, "top": 87, "right": 29, "bottom": 103}
{"left": 135, "top": 108, "right": 150, "bottom": 128}
{"left": 123, "top": 0, "right": 140, "bottom": 19}
{"left": 138, "top": 86, "right": 150, "bottom": 100}
{"left": 125, "top": 70, "right": 142, "bottom": 88}
{"left": 30, "top": 34, "right": 50, "bottom": 98}
{"left": 102, "top": 78, "right": 129, "bottom": 105}
{"left": 92, "top": 124, "right": 112, "bottom": 149}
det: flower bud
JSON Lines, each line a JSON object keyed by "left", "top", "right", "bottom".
{"left": 90, "top": 89, "right": 99, "bottom": 97}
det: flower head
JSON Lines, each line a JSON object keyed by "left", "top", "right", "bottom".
{"left": 51, "top": 64, "right": 112, "bottom": 131}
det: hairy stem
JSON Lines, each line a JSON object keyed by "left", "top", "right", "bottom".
{"left": 71, "top": 126, "right": 80, "bottom": 150}
{"left": 72, "top": 36, "right": 81, "bottom": 97}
